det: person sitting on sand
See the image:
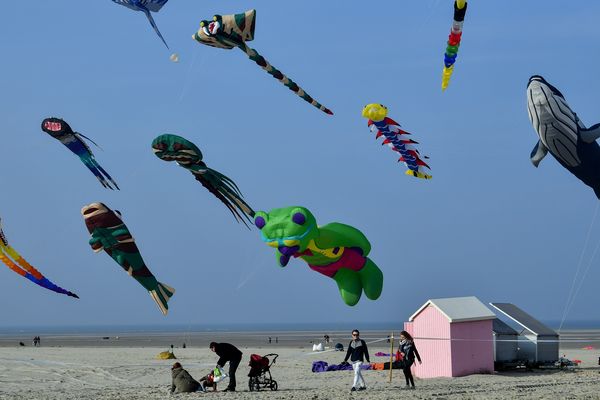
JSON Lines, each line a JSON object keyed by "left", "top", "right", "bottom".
{"left": 170, "top": 362, "right": 201, "bottom": 394}
{"left": 199, "top": 371, "right": 217, "bottom": 392}
{"left": 343, "top": 329, "right": 370, "bottom": 392}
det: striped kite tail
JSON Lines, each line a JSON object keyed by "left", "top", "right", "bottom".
{"left": 441, "top": 0, "right": 467, "bottom": 91}
{"left": 149, "top": 282, "right": 175, "bottom": 316}
{"left": 4, "top": 245, "right": 44, "bottom": 280}
{"left": 239, "top": 44, "right": 333, "bottom": 115}
{"left": 0, "top": 246, "right": 28, "bottom": 277}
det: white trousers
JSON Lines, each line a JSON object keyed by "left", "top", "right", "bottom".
{"left": 352, "top": 361, "right": 365, "bottom": 388}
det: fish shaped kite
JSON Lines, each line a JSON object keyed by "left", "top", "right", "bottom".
{"left": 112, "top": 0, "right": 170, "bottom": 49}
{"left": 254, "top": 206, "right": 383, "bottom": 306}
{"left": 0, "top": 217, "right": 78, "bottom": 298}
{"left": 82, "top": 202, "right": 174, "bottom": 315}
{"left": 41, "top": 118, "right": 119, "bottom": 190}
{"left": 441, "top": 0, "right": 467, "bottom": 90}
{"left": 527, "top": 75, "right": 600, "bottom": 198}
{"left": 362, "top": 104, "right": 431, "bottom": 179}
{"left": 152, "top": 134, "right": 255, "bottom": 226}
{"left": 192, "top": 9, "right": 333, "bottom": 115}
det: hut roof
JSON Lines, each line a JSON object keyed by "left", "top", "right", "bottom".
{"left": 492, "top": 318, "right": 519, "bottom": 335}
{"left": 409, "top": 296, "right": 496, "bottom": 323}
{"left": 490, "top": 303, "right": 557, "bottom": 337}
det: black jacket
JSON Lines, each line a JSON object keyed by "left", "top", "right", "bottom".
{"left": 399, "top": 340, "right": 421, "bottom": 363}
{"left": 344, "top": 339, "right": 370, "bottom": 363}
{"left": 170, "top": 367, "right": 200, "bottom": 393}
{"left": 214, "top": 343, "right": 243, "bottom": 367}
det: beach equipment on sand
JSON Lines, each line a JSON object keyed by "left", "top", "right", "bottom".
{"left": 335, "top": 343, "right": 344, "bottom": 351}
{"left": 248, "top": 353, "right": 278, "bottom": 391}
{"left": 157, "top": 350, "right": 177, "bottom": 360}
{"left": 312, "top": 343, "right": 324, "bottom": 352}
{"left": 82, "top": 202, "right": 175, "bottom": 315}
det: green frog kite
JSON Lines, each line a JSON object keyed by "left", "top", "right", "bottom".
{"left": 254, "top": 207, "right": 383, "bottom": 306}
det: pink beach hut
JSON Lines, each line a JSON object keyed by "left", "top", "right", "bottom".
{"left": 403, "top": 296, "right": 496, "bottom": 378}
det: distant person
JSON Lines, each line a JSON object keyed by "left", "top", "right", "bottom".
{"left": 170, "top": 362, "right": 201, "bottom": 394}
{"left": 324, "top": 334, "right": 330, "bottom": 344}
{"left": 343, "top": 329, "right": 370, "bottom": 392}
{"left": 268, "top": 337, "right": 272, "bottom": 344}
{"left": 199, "top": 371, "right": 217, "bottom": 392}
{"left": 275, "top": 337, "right": 278, "bottom": 344}
{"left": 37, "top": 336, "right": 41, "bottom": 347}
{"left": 32, "top": 337, "right": 36, "bottom": 347}
{"left": 399, "top": 331, "right": 421, "bottom": 389}
{"left": 209, "top": 342, "right": 243, "bottom": 392}
{"left": 182, "top": 343, "right": 186, "bottom": 349}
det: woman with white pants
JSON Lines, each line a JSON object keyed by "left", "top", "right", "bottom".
{"left": 343, "top": 329, "right": 370, "bottom": 392}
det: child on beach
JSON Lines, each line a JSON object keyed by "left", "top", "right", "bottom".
{"left": 343, "top": 329, "right": 370, "bottom": 392}
{"left": 199, "top": 371, "right": 217, "bottom": 392}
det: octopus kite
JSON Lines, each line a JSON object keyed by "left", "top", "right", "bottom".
{"left": 362, "top": 104, "right": 431, "bottom": 179}
{"left": 441, "top": 0, "right": 467, "bottom": 90}
{"left": 152, "top": 134, "right": 255, "bottom": 225}
{"left": 254, "top": 206, "right": 383, "bottom": 306}
{"left": 192, "top": 9, "right": 333, "bottom": 115}
{"left": 82, "top": 203, "right": 174, "bottom": 315}
{"left": 112, "top": 0, "right": 171, "bottom": 49}
{"left": 0, "top": 218, "right": 78, "bottom": 298}
{"left": 41, "top": 118, "right": 119, "bottom": 190}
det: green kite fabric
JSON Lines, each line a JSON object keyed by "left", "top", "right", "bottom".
{"left": 151, "top": 134, "right": 255, "bottom": 226}
{"left": 82, "top": 202, "right": 174, "bottom": 315}
{"left": 254, "top": 206, "right": 383, "bottom": 306}
{"left": 192, "top": 9, "right": 333, "bottom": 115}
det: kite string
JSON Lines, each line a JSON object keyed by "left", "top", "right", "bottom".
{"left": 177, "top": 48, "right": 203, "bottom": 104}
{"left": 558, "top": 202, "right": 600, "bottom": 332}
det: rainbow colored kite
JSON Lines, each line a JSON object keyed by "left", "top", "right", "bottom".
{"left": 441, "top": 0, "right": 467, "bottom": 90}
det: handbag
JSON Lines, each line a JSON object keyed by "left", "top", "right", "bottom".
{"left": 212, "top": 366, "right": 229, "bottom": 383}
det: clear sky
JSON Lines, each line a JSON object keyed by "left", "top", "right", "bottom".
{"left": 0, "top": 0, "right": 599, "bottom": 329}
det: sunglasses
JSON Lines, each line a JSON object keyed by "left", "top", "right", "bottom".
{"left": 352, "top": 333, "right": 359, "bottom": 336}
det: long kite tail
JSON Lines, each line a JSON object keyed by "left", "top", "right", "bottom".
{"left": 0, "top": 245, "right": 79, "bottom": 298}
{"left": 142, "top": 8, "right": 169, "bottom": 49}
{"left": 441, "top": 0, "right": 467, "bottom": 91}
{"left": 239, "top": 43, "right": 333, "bottom": 115}
{"left": 81, "top": 157, "right": 120, "bottom": 190}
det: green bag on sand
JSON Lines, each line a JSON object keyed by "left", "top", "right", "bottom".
{"left": 213, "top": 367, "right": 228, "bottom": 383}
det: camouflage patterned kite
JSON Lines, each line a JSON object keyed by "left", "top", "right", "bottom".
{"left": 41, "top": 118, "right": 119, "bottom": 190}
{"left": 0, "top": 217, "right": 78, "bottom": 298}
{"left": 152, "top": 134, "right": 255, "bottom": 226}
{"left": 82, "top": 203, "right": 174, "bottom": 315}
{"left": 192, "top": 9, "right": 333, "bottom": 115}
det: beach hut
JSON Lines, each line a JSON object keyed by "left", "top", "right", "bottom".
{"left": 492, "top": 318, "right": 518, "bottom": 369}
{"left": 490, "top": 303, "right": 559, "bottom": 365}
{"left": 404, "top": 296, "right": 496, "bottom": 378}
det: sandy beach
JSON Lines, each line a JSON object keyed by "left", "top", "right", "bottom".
{"left": 1, "top": 330, "right": 600, "bottom": 400}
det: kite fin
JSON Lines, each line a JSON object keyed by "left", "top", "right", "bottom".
{"left": 405, "top": 170, "right": 432, "bottom": 179}
{"left": 530, "top": 140, "right": 548, "bottom": 167}
{"left": 580, "top": 123, "right": 600, "bottom": 144}
{"left": 239, "top": 44, "right": 332, "bottom": 115}
{"left": 142, "top": 8, "right": 169, "bottom": 49}
{"left": 149, "top": 282, "right": 175, "bottom": 315}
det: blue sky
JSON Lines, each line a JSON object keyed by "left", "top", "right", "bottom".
{"left": 0, "top": 0, "right": 599, "bottom": 328}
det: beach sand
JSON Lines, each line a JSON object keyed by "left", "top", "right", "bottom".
{"left": 1, "top": 331, "right": 600, "bottom": 400}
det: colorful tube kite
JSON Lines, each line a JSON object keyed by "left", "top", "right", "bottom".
{"left": 41, "top": 118, "right": 119, "bottom": 190}
{"left": 441, "top": 0, "right": 467, "bottom": 90}
{"left": 112, "top": 0, "right": 170, "bottom": 49}
{"left": 254, "top": 206, "right": 383, "bottom": 306}
{"left": 82, "top": 203, "right": 174, "bottom": 315}
{"left": 192, "top": 9, "right": 333, "bottom": 115}
{"left": 527, "top": 75, "right": 600, "bottom": 198}
{"left": 0, "top": 218, "right": 78, "bottom": 298}
{"left": 361, "top": 104, "right": 431, "bottom": 179}
{"left": 151, "top": 134, "right": 255, "bottom": 225}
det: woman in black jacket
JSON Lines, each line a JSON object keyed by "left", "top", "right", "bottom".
{"left": 343, "top": 329, "right": 370, "bottom": 392}
{"left": 399, "top": 331, "right": 421, "bottom": 389}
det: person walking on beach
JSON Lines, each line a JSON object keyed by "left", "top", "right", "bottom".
{"left": 399, "top": 330, "right": 421, "bottom": 389}
{"left": 170, "top": 362, "right": 201, "bottom": 394}
{"left": 343, "top": 329, "right": 370, "bottom": 392}
{"left": 209, "top": 342, "right": 243, "bottom": 392}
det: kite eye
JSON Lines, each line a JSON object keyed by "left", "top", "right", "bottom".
{"left": 213, "top": 15, "right": 218, "bottom": 21}
{"left": 292, "top": 213, "right": 306, "bottom": 225}
{"left": 255, "top": 216, "right": 266, "bottom": 229}
{"left": 200, "top": 20, "right": 207, "bottom": 27}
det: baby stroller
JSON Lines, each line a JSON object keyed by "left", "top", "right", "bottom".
{"left": 248, "top": 353, "right": 278, "bottom": 391}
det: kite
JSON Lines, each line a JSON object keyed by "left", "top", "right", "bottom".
{"left": 41, "top": 118, "right": 119, "bottom": 190}
{"left": 361, "top": 104, "right": 432, "bottom": 179}
{"left": 441, "top": 0, "right": 467, "bottom": 90}
{"left": 112, "top": 0, "right": 170, "bottom": 49}
{"left": 254, "top": 206, "right": 383, "bottom": 306}
{"left": 192, "top": 9, "right": 333, "bottom": 115}
{"left": 152, "top": 134, "right": 255, "bottom": 225}
{"left": 81, "top": 202, "right": 174, "bottom": 315}
{"left": 0, "top": 218, "right": 78, "bottom": 298}
{"left": 527, "top": 75, "right": 600, "bottom": 198}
